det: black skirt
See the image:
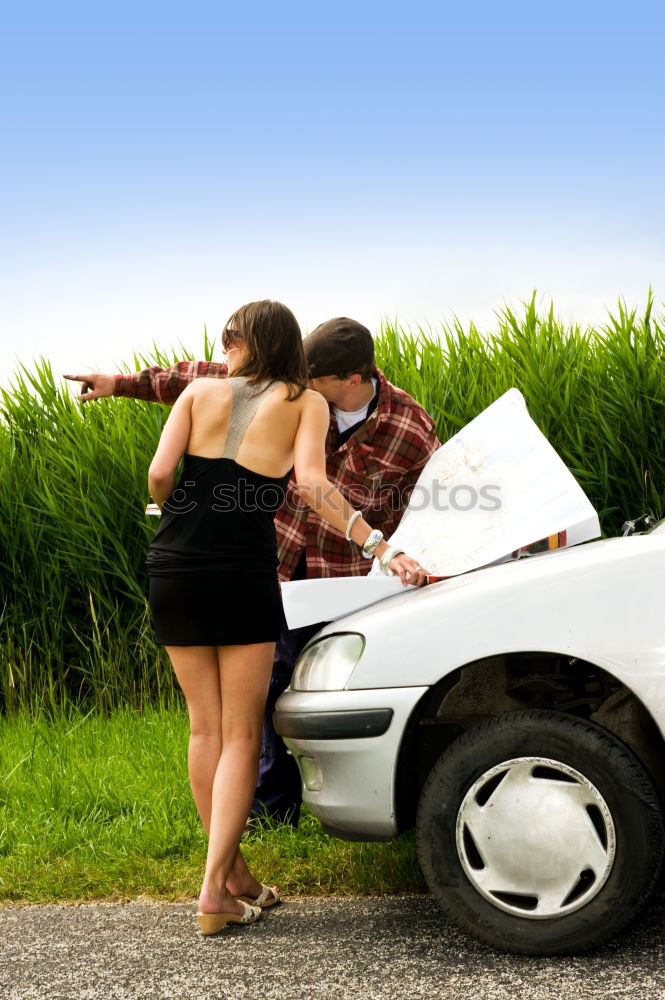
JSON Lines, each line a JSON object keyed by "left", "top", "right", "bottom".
{"left": 148, "top": 571, "right": 284, "bottom": 646}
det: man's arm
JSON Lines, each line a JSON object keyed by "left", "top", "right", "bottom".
{"left": 64, "top": 360, "right": 228, "bottom": 404}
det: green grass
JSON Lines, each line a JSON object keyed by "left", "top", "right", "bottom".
{"left": 1, "top": 292, "right": 664, "bottom": 712}
{"left": 378, "top": 292, "right": 665, "bottom": 530}
{"left": 0, "top": 707, "right": 425, "bottom": 903}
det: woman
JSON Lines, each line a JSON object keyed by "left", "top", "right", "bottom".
{"left": 147, "top": 300, "right": 429, "bottom": 935}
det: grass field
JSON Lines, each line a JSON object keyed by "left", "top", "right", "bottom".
{"left": 0, "top": 706, "right": 425, "bottom": 904}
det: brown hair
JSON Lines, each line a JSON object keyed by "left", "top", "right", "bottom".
{"left": 303, "top": 317, "right": 375, "bottom": 382}
{"left": 331, "top": 360, "right": 375, "bottom": 382}
{"left": 223, "top": 300, "right": 308, "bottom": 401}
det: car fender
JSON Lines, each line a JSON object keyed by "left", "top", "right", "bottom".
{"left": 313, "top": 536, "right": 665, "bottom": 736}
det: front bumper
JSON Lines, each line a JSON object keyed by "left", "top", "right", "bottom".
{"left": 273, "top": 707, "right": 394, "bottom": 740}
{"left": 274, "top": 686, "right": 429, "bottom": 840}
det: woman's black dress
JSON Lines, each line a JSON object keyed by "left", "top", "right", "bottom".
{"left": 147, "top": 377, "right": 291, "bottom": 646}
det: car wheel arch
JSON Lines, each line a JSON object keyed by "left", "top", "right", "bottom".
{"left": 394, "top": 649, "right": 665, "bottom": 833}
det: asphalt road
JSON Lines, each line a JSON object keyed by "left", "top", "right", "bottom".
{"left": 2, "top": 893, "right": 664, "bottom": 1000}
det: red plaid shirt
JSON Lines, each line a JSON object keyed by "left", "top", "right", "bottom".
{"left": 116, "top": 362, "right": 440, "bottom": 582}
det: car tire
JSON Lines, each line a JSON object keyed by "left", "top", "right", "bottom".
{"left": 416, "top": 710, "right": 664, "bottom": 955}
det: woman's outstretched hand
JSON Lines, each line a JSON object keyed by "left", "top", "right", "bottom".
{"left": 389, "top": 553, "right": 429, "bottom": 587}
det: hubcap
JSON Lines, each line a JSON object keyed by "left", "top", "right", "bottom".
{"left": 455, "top": 757, "right": 616, "bottom": 919}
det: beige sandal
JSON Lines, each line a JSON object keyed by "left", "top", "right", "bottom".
{"left": 237, "top": 884, "right": 281, "bottom": 908}
{"left": 197, "top": 901, "right": 261, "bottom": 935}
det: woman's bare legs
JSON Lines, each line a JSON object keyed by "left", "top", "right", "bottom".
{"left": 198, "top": 641, "right": 275, "bottom": 914}
{"left": 166, "top": 641, "right": 275, "bottom": 915}
{"left": 165, "top": 645, "right": 223, "bottom": 832}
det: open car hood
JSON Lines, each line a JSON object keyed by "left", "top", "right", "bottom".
{"left": 281, "top": 388, "right": 601, "bottom": 629}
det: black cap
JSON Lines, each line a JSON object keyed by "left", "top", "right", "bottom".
{"left": 304, "top": 318, "right": 375, "bottom": 378}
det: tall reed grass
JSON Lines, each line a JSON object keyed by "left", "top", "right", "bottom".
{"left": 379, "top": 293, "right": 665, "bottom": 529}
{"left": 0, "top": 348, "right": 195, "bottom": 714}
{"left": 1, "top": 295, "right": 663, "bottom": 712}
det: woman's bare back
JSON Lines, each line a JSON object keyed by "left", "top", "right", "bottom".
{"left": 186, "top": 377, "right": 316, "bottom": 479}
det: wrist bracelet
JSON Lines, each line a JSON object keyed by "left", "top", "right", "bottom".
{"left": 379, "top": 546, "right": 405, "bottom": 575}
{"left": 345, "top": 510, "right": 363, "bottom": 541}
{"left": 361, "top": 528, "right": 384, "bottom": 558}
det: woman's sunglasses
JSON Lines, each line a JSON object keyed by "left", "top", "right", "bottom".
{"left": 222, "top": 327, "right": 243, "bottom": 351}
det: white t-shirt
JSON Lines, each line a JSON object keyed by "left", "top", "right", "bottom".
{"left": 333, "top": 377, "right": 379, "bottom": 434}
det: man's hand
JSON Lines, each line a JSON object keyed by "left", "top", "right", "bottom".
{"left": 63, "top": 373, "right": 115, "bottom": 401}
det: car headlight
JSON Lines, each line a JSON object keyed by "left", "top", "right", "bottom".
{"left": 291, "top": 633, "right": 365, "bottom": 692}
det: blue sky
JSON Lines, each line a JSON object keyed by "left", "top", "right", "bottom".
{"left": 1, "top": 1, "right": 664, "bottom": 386}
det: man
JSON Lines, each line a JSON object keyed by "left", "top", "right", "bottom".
{"left": 66, "top": 317, "right": 441, "bottom": 823}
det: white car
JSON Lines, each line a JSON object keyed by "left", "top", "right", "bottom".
{"left": 274, "top": 523, "right": 665, "bottom": 955}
